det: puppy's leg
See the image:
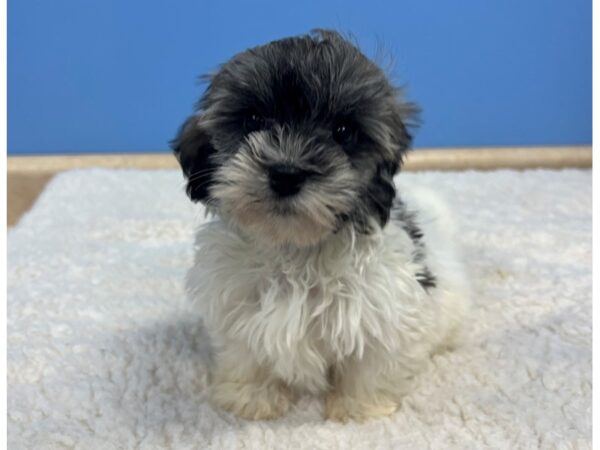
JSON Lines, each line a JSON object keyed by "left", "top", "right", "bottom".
{"left": 210, "top": 343, "right": 293, "bottom": 420}
{"left": 325, "top": 350, "right": 420, "bottom": 422}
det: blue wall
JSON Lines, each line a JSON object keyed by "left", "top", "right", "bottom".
{"left": 8, "top": 0, "right": 592, "bottom": 154}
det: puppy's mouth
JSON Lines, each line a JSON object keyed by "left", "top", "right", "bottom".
{"left": 210, "top": 153, "right": 353, "bottom": 247}
{"left": 269, "top": 197, "right": 303, "bottom": 216}
{"left": 233, "top": 201, "right": 332, "bottom": 247}
{"left": 212, "top": 184, "right": 334, "bottom": 247}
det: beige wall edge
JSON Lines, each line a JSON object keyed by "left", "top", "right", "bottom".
{"left": 404, "top": 146, "right": 592, "bottom": 171}
{"left": 8, "top": 146, "right": 592, "bottom": 173}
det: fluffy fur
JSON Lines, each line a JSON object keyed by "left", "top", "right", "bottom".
{"left": 172, "top": 30, "right": 469, "bottom": 422}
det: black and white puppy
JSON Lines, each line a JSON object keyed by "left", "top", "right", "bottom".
{"left": 172, "top": 30, "right": 469, "bottom": 422}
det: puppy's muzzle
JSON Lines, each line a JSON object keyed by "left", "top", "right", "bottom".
{"left": 268, "top": 164, "right": 312, "bottom": 197}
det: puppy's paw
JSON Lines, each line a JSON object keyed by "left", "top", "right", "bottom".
{"left": 325, "top": 390, "right": 398, "bottom": 423}
{"left": 211, "top": 379, "right": 292, "bottom": 420}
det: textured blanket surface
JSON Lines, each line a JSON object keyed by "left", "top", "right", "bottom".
{"left": 8, "top": 169, "right": 591, "bottom": 449}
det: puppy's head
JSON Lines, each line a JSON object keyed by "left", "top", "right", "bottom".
{"left": 172, "top": 30, "right": 418, "bottom": 247}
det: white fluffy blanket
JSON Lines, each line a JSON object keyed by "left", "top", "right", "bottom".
{"left": 8, "top": 169, "right": 591, "bottom": 449}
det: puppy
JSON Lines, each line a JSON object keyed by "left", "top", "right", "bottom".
{"left": 172, "top": 30, "right": 469, "bottom": 422}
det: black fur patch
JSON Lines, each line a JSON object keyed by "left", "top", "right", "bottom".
{"left": 415, "top": 267, "right": 437, "bottom": 292}
{"left": 170, "top": 116, "right": 217, "bottom": 202}
{"left": 365, "top": 162, "right": 398, "bottom": 227}
{"left": 392, "top": 198, "right": 437, "bottom": 291}
{"left": 393, "top": 199, "right": 424, "bottom": 244}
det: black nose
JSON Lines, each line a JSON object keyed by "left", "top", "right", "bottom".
{"left": 268, "top": 164, "right": 309, "bottom": 197}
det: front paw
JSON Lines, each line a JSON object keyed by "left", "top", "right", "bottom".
{"left": 325, "top": 390, "right": 398, "bottom": 423}
{"left": 211, "top": 379, "right": 293, "bottom": 420}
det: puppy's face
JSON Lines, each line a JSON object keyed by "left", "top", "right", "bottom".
{"left": 173, "top": 30, "right": 417, "bottom": 246}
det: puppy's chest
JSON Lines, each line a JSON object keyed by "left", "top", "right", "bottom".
{"left": 239, "top": 247, "right": 398, "bottom": 352}
{"left": 253, "top": 260, "right": 358, "bottom": 315}
{"left": 249, "top": 262, "right": 366, "bottom": 358}
{"left": 197, "top": 225, "right": 421, "bottom": 363}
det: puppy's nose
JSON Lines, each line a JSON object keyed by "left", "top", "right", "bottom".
{"left": 268, "top": 164, "right": 309, "bottom": 197}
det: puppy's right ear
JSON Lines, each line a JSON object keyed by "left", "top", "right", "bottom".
{"left": 170, "top": 115, "right": 217, "bottom": 202}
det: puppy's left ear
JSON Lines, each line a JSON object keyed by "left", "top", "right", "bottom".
{"left": 364, "top": 100, "right": 419, "bottom": 227}
{"left": 388, "top": 100, "right": 419, "bottom": 169}
{"left": 170, "top": 115, "right": 217, "bottom": 203}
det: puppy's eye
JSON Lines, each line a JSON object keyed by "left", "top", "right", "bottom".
{"left": 332, "top": 122, "right": 355, "bottom": 145}
{"left": 244, "top": 113, "right": 265, "bottom": 134}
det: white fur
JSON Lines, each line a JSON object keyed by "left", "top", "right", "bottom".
{"left": 186, "top": 181, "right": 469, "bottom": 421}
